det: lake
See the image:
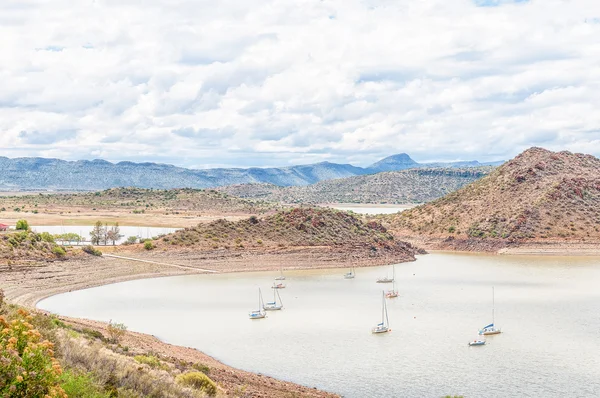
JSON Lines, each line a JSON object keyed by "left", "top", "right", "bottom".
{"left": 32, "top": 225, "right": 180, "bottom": 245}
{"left": 38, "top": 253, "right": 600, "bottom": 397}
{"left": 326, "top": 204, "right": 415, "bottom": 215}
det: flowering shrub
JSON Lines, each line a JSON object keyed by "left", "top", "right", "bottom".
{"left": 0, "top": 309, "right": 67, "bottom": 397}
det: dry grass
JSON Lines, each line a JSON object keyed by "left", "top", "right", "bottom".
{"left": 59, "top": 332, "right": 213, "bottom": 398}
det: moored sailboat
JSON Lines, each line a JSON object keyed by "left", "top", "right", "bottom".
{"left": 248, "top": 288, "right": 267, "bottom": 319}
{"left": 372, "top": 291, "right": 391, "bottom": 334}
{"left": 376, "top": 264, "right": 395, "bottom": 283}
{"left": 263, "top": 288, "right": 283, "bottom": 311}
{"left": 479, "top": 287, "right": 502, "bottom": 335}
{"left": 344, "top": 266, "right": 355, "bottom": 279}
{"left": 385, "top": 279, "right": 398, "bottom": 298}
{"left": 272, "top": 282, "right": 286, "bottom": 289}
{"left": 275, "top": 266, "right": 286, "bottom": 281}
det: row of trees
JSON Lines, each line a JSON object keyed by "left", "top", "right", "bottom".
{"left": 90, "top": 221, "right": 123, "bottom": 245}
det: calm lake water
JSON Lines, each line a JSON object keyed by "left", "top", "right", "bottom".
{"left": 32, "top": 225, "right": 179, "bottom": 245}
{"left": 327, "top": 205, "right": 413, "bottom": 215}
{"left": 38, "top": 253, "right": 600, "bottom": 397}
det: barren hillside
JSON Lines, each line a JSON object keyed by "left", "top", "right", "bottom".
{"left": 386, "top": 148, "right": 600, "bottom": 246}
{"left": 217, "top": 167, "right": 492, "bottom": 204}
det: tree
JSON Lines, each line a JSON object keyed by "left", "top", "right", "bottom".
{"left": 15, "top": 219, "right": 29, "bottom": 230}
{"left": 106, "top": 223, "right": 122, "bottom": 246}
{"left": 89, "top": 221, "right": 105, "bottom": 245}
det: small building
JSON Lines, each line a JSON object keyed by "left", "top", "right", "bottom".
{"left": 0, "top": 224, "right": 9, "bottom": 232}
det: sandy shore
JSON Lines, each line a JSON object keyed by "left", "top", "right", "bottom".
{"left": 394, "top": 235, "right": 600, "bottom": 255}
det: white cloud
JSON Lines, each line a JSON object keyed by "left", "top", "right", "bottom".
{"left": 1, "top": 0, "right": 600, "bottom": 167}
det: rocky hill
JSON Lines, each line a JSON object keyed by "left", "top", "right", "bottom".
{"left": 386, "top": 148, "right": 600, "bottom": 248}
{"left": 147, "top": 208, "right": 423, "bottom": 263}
{"left": 217, "top": 167, "right": 492, "bottom": 204}
{"left": 0, "top": 154, "right": 502, "bottom": 190}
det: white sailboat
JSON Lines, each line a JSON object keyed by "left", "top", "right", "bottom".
{"left": 272, "top": 282, "right": 286, "bottom": 289}
{"left": 263, "top": 288, "right": 283, "bottom": 311}
{"left": 376, "top": 264, "right": 395, "bottom": 283}
{"left": 344, "top": 266, "right": 355, "bottom": 279}
{"left": 275, "top": 266, "right": 286, "bottom": 281}
{"left": 372, "top": 291, "right": 391, "bottom": 334}
{"left": 248, "top": 288, "right": 267, "bottom": 319}
{"left": 479, "top": 287, "right": 502, "bottom": 335}
{"left": 385, "top": 279, "right": 398, "bottom": 298}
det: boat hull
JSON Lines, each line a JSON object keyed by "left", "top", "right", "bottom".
{"left": 376, "top": 279, "right": 393, "bottom": 283}
{"left": 371, "top": 327, "right": 390, "bottom": 334}
{"left": 481, "top": 330, "right": 502, "bottom": 335}
{"left": 263, "top": 306, "right": 283, "bottom": 311}
{"left": 469, "top": 341, "right": 486, "bottom": 346}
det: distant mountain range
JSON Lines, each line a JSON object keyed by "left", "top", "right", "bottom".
{"left": 0, "top": 154, "right": 503, "bottom": 190}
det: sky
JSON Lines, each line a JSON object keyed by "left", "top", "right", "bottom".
{"left": 1, "top": 0, "right": 600, "bottom": 169}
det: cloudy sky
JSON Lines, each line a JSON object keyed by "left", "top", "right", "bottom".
{"left": 1, "top": 0, "right": 600, "bottom": 169}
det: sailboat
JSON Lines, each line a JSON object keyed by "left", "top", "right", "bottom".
{"left": 263, "top": 288, "right": 283, "bottom": 311}
{"left": 248, "top": 288, "right": 267, "bottom": 319}
{"left": 344, "top": 266, "right": 355, "bottom": 279}
{"left": 271, "top": 282, "right": 286, "bottom": 289}
{"left": 371, "top": 291, "right": 391, "bottom": 334}
{"left": 275, "top": 266, "right": 286, "bottom": 281}
{"left": 385, "top": 279, "right": 398, "bottom": 298}
{"left": 376, "top": 264, "right": 395, "bottom": 283}
{"left": 479, "top": 287, "right": 502, "bottom": 335}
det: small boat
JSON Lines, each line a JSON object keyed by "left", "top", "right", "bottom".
{"left": 372, "top": 291, "right": 391, "bottom": 334}
{"left": 344, "top": 267, "right": 355, "bottom": 279}
{"left": 376, "top": 264, "right": 395, "bottom": 284}
{"left": 469, "top": 338, "right": 486, "bottom": 346}
{"left": 275, "top": 266, "right": 286, "bottom": 281}
{"left": 479, "top": 287, "right": 502, "bottom": 335}
{"left": 248, "top": 288, "right": 267, "bottom": 319}
{"left": 263, "top": 288, "right": 283, "bottom": 311}
{"left": 385, "top": 279, "right": 398, "bottom": 298}
{"left": 271, "top": 282, "right": 286, "bottom": 289}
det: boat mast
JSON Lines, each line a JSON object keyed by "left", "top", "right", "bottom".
{"left": 492, "top": 287, "right": 495, "bottom": 325}
{"left": 384, "top": 292, "right": 389, "bottom": 327}
{"left": 277, "top": 289, "right": 282, "bottom": 306}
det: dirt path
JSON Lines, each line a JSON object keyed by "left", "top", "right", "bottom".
{"left": 103, "top": 254, "right": 217, "bottom": 272}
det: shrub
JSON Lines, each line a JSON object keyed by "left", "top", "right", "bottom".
{"left": 124, "top": 236, "right": 138, "bottom": 245}
{"left": 176, "top": 372, "right": 217, "bottom": 396}
{"left": 144, "top": 241, "right": 154, "bottom": 250}
{"left": 0, "top": 309, "right": 67, "bottom": 397}
{"left": 60, "top": 370, "right": 110, "bottom": 398}
{"left": 82, "top": 245, "right": 102, "bottom": 256}
{"left": 106, "top": 321, "right": 127, "bottom": 344}
{"left": 53, "top": 246, "right": 67, "bottom": 258}
{"left": 192, "top": 362, "right": 211, "bottom": 375}
{"left": 16, "top": 219, "right": 29, "bottom": 230}
{"left": 134, "top": 355, "right": 169, "bottom": 370}
{"left": 448, "top": 226, "right": 456, "bottom": 233}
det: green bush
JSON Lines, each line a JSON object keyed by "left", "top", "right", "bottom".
{"left": 82, "top": 245, "right": 102, "bottom": 256}
{"left": 60, "top": 370, "right": 110, "bottom": 398}
{"left": 52, "top": 246, "right": 67, "bottom": 258}
{"left": 134, "top": 355, "right": 169, "bottom": 370}
{"left": 144, "top": 241, "right": 154, "bottom": 250}
{"left": 176, "top": 372, "right": 217, "bottom": 396}
{"left": 192, "top": 362, "right": 211, "bottom": 375}
{"left": 15, "top": 219, "right": 29, "bottom": 230}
